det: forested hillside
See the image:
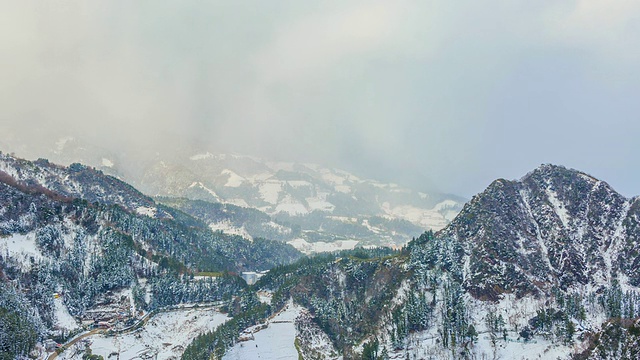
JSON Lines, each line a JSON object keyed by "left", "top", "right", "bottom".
{"left": 0, "top": 153, "right": 301, "bottom": 358}
{"left": 182, "top": 165, "right": 640, "bottom": 360}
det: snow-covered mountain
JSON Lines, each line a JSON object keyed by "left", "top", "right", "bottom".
{"left": 439, "top": 164, "right": 640, "bottom": 300}
{"left": 4, "top": 152, "right": 640, "bottom": 359}
{"left": 142, "top": 151, "right": 460, "bottom": 223}
{"left": 0, "top": 152, "right": 162, "bottom": 217}
{"left": 3, "top": 136, "right": 466, "bottom": 249}
{"left": 137, "top": 152, "right": 464, "bottom": 248}
{"left": 195, "top": 164, "right": 640, "bottom": 360}
{"left": 0, "top": 152, "right": 300, "bottom": 359}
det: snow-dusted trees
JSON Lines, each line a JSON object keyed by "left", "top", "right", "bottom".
{"left": 0, "top": 283, "right": 44, "bottom": 359}
{"left": 440, "top": 281, "right": 469, "bottom": 349}
{"left": 390, "top": 290, "right": 434, "bottom": 349}
{"left": 149, "top": 273, "right": 244, "bottom": 309}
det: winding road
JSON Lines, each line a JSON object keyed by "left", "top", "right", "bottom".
{"left": 48, "top": 303, "right": 223, "bottom": 360}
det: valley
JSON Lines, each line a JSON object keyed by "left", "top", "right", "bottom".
{"left": 3, "top": 136, "right": 465, "bottom": 249}
{"left": 1, "top": 153, "right": 640, "bottom": 360}
{"left": 3, "top": 2, "right": 638, "bottom": 359}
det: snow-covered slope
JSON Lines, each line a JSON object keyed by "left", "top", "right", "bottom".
{"left": 439, "top": 164, "right": 640, "bottom": 300}
{"left": 231, "top": 164, "right": 640, "bottom": 360}
{"left": 148, "top": 152, "right": 462, "bottom": 224}
{"left": 223, "top": 302, "right": 302, "bottom": 360}
{"left": 60, "top": 308, "right": 229, "bottom": 360}
{"left": 4, "top": 138, "right": 465, "bottom": 247}
{"left": 0, "top": 152, "right": 160, "bottom": 216}
{"left": 134, "top": 152, "right": 466, "bottom": 247}
{"left": 0, "top": 153, "right": 302, "bottom": 359}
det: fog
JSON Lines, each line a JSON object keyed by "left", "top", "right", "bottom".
{"left": 1, "top": 1, "right": 639, "bottom": 198}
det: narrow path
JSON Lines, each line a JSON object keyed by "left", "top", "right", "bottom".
{"left": 47, "top": 329, "right": 104, "bottom": 360}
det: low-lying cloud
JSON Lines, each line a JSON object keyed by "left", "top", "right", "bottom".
{"left": 1, "top": 0, "right": 639, "bottom": 197}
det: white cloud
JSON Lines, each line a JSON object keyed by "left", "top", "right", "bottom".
{"left": 544, "top": 0, "right": 640, "bottom": 61}
{"left": 253, "top": 1, "right": 409, "bottom": 83}
{"left": 1, "top": 1, "right": 639, "bottom": 197}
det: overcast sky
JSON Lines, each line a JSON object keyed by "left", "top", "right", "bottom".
{"left": 1, "top": 1, "right": 639, "bottom": 198}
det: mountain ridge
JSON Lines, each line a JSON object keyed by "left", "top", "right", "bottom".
{"left": 0, "top": 137, "right": 467, "bottom": 248}
{"left": 437, "top": 163, "right": 639, "bottom": 301}
{"left": 217, "top": 163, "right": 640, "bottom": 360}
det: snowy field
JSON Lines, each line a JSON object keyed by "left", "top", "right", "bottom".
{"left": 53, "top": 297, "right": 80, "bottom": 331}
{"left": 386, "top": 331, "right": 573, "bottom": 360}
{"left": 287, "top": 238, "right": 359, "bottom": 255}
{"left": 0, "top": 233, "right": 43, "bottom": 269}
{"left": 223, "top": 303, "right": 302, "bottom": 360}
{"left": 59, "top": 308, "right": 228, "bottom": 360}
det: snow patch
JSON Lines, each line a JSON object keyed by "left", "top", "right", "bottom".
{"left": 54, "top": 297, "right": 79, "bottom": 331}
{"left": 70, "top": 308, "right": 228, "bottom": 360}
{"left": 381, "top": 203, "right": 450, "bottom": 231}
{"left": 136, "top": 206, "right": 157, "bottom": 218}
{"left": 0, "top": 233, "right": 43, "bottom": 269}
{"left": 546, "top": 188, "right": 570, "bottom": 228}
{"left": 259, "top": 181, "right": 282, "bottom": 204}
{"left": 334, "top": 184, "right": 351, "bottom": 193}
{"left": 306, "top": 196, "right": 335, "bottom": 213}
{"left": 209, "top": 220, "right": 253, "bottom": 241}
{"left": 287, "top": 180, "right": 312, "bottom": 188}
{"left": 224, "top": 302, "right": 302, "bottom": 360}
{"left": 189, "top": 152, "right": 215, "bottom": 161}
{"left": 101, "top": 158, "right": 114, "bottom": 168}
{"left": 274, "top": 195, "right": 308, "bottom": 216}
{"left": 222, "top": 169, "right": 245, "bottom": 187}
{"left": 226, "top": 198, "right": 250, "bottom": 208}
{"left": 287, "top": 238, "right": 359, "bottom": 255}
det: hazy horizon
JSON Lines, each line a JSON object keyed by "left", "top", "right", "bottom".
{"left": 1, "top": 1, "right": 639, "bottom": 198}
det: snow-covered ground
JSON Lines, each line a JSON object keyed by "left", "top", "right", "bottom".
{"left": 136, "top": 206, "right": 157, "bottom": 218}
{"left": 101, "top": 158, "right": 114, "bottom": 168}
{"left": 209, "top": 220, "right": 254, "bottom": 241}
{"left": 223, "top": 302, "right": 302, "bottom": 360}
{"left": 381, "top": 203, "right": 451, "bottom": 231}
{"left": 287, "top": 238, "right": 359, "bottom": 255}
{"left": 388, "top": 330, "right": 573, "bottom": 360}
{"left": 222, "top": 169, "right": 245, "bottom": 187}
{"left": 53, "top": 297, "right": 80, "bottom": 331}
{"left": 60, "top": 308, "right": 228, "bottom": 360}
{"left": 274, "top": 195, "right": 308, "bottom": 215}
{"left": 0, "top": 232, "right": 43, "bottom": 270}
{"left": 188, "top": 181, "right": 222, "bottom": 201}
{"left": 259, "top": 181, "right": 282, "bottom": 205}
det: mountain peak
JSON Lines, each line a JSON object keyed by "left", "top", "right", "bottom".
{"left": 439, "top": 164, "right": 638, "bottom": 300}
{"left": 524, "top": 163, "right": 586, "bottom": 181}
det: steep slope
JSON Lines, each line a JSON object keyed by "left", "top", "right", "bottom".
{"left": 0, "top": 153, "right": 301, "bottom": 358}
{"left": 187, "top": 165, "right": 640, "bottom": 360}
{"left": 157, "top": 197, "right": 296, "bottom": 242}
{"left": 574, "top": 318, "right": 640, "bottom": 360}
{"left": 137, "top": 152, "right": 464, "bottom": 248}
{"left": 0, "top": 153, "right": 158, "bottom": 216}
{"left": 0, "top": 152, "right": 301, "bottom": 272}
{"left": 439, "top": 164, "right": 639, "bottom": 300}
{"left": 2, "top": 137, "right": 465, "bottom": 247}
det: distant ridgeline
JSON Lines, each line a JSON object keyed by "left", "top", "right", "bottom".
{"left": 182, "top": 165, "right": 640, "bottom": 360}
{"left": 21, "top": 138, "right": 466, "bottom": 247}
{"left": 0, "top": 152, "right": 301, "bottom": 359}
{"left": 3, "top": 152, "right": 640, "bottom": 359}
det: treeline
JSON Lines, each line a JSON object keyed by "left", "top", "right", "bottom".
{"left": 261, "top": 248, "right": 405, "bottom": 357}
{"left": 148, "top": 273, "right": 245, "bottom": 309}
